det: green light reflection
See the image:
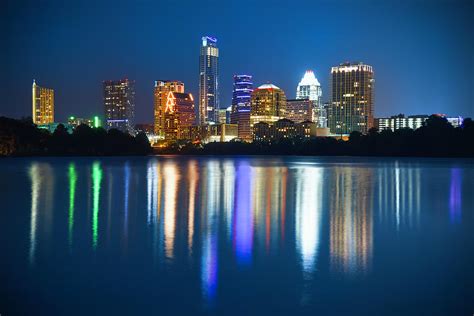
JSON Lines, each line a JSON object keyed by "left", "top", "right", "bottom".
{"left": 92, "top": 162, "right": 103, "bottom": 249}
{"left": 68, "top": 163, "right": 77, "bottom": 247}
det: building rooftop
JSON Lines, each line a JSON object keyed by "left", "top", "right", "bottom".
{"left": 298, "top": 70, "right": 321, "bottom": 86}
{"left": 257, "top": 83, "right": 280, "bottom": 90}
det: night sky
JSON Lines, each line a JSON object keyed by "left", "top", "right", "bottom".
{"left": 1, "top": 0, "right": 473, "bottom": 123}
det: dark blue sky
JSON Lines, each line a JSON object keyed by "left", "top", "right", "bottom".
{"left": 1, "top": 0, "right": 473, "bottom": 123}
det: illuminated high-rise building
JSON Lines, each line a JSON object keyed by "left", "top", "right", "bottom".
{"left": 250, "top": 83, "right": 287, "bottom": 133}
{"left": 198, "top": 36, "right": 219, "bottom": 125}
{"left": 231, "top": 75, "right": 253, "bottom": 141}
{"left": 103, "top": 79, "right": 135, "bottom": 134}
{"left": 32, "top": 80, "right": 54, "bottom": 124}
{"left": 328, "top": 62, "right": 374, "bottom": 135}
{"left": 163, "top": 91, "right": 196, "bottom": 140}
{"left": 154, "top": 80, "right": 185, "bottom": 136}
{"left": 286, "top": 99, "right": 313, "bottom": 123}
{"left": 296, "top": 70, "right": 325, "bottom": 127}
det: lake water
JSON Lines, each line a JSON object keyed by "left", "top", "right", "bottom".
{"left": 1, "top": 156, "right": 473, "bottom": 315}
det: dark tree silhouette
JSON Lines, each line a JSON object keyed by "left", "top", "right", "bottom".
{"left": 0, "top": 117, "right": 152, "bottom": 156}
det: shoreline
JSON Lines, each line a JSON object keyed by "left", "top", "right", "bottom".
{"left": 2, "top": 152, "right": 474, "bottom": 160}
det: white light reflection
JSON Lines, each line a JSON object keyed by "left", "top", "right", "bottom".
{"left": 295, "top": 167, "right": 323, "bottom": 276}
{"left": 163, "top": 161, "right": 179, "bottom": 259}
{"left": 29, "top": 164, "right": 41, "bottom": 265}
{"left": 188, "top": 160, "right": 198, "bottom": 254}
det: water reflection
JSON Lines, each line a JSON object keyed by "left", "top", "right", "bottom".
{"left": 251, "top": 165, "right": 288, "bottom": 254}
{"left": 201, "top": 161, "right": 219, "bottom": 306}
{"left": 378, "top": 164, "right": 421, "bottom": 229}
{"left": 188, "top": 160, "right": 198, "bottom": 254}
{"left": 124, "top": 162, "right": 130, "bottom": 241}
{"left": 22, "top": 157, "right": 470, "bottom": 311}
{"left": 68, "top": 163, "right": 77, "bottom": 248}
{"left": 91, "top": 162, "right": 102, "bottom": 250}
{"left": 449, "top": 168, "right": 462, "bottom": 223}
{"left": 330, "top": 168, "right": 373, "bottom": 275}
{"left": 164, "top": 161, "right": 179, "bottom": 259}
{"left": 233, "top": 161, "right": 253, "bottom": 265}
{"left": 295, "top": 166, "right": 323, "bottom": 276}
{"left": 29, "top": 163, "right": 54, "bottom": 265}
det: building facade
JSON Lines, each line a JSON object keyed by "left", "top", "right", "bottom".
{"left": 328, "top": 62, "right": 374, "bottom": 135}
{"left": 103, "top": 79, "right": 135, "bottom": 134}
{"left": 218, "top": 108, "right": 229, "bottom": 124}
{"left": 154, "top": 80, "right": 185, "bottom": 137}
{"left": 32, "top": 80, "right": 54, "bottom": 124}
{"left": 375, "top": 114, "right": 464, "bottom": 131}
{"left": 375, "top": 114, "right": 428, "bottom": 131}
{"left": 163, "top": 91, "right": 196, "bottom": 140}
{"left": 286, "top": 99, "right": 314, "bottom": 123}
{"left": 68, "top": 116, "right": 101, "bottom": 129}
{"left": 250, "top": 83, "right": 287, "bottom": 136}
{"left": 296, "top": 70, "right": 325, "bottom": 127}
{"left": 230, "top": 75, "right": 254, "bottom": 141}
{"left": 198, "top": 36, "right": 219, "bottom": 124}
{"left": 253, "top": 119, "right": 317, "bottom": 142}
{"left": 183, "top": 123, "right": 238, "bottom": 143}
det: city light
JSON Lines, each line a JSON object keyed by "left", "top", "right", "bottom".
{"left": 93, "top": 116, "right": 100, "bottom": 128}
{"left": 92, "top": 161, "right": 102, "bottom": 250}
{"left": 68, "top": 163, "right": 77, "bottom": 247}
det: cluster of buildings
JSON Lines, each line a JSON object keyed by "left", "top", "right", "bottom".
{"left": 31, "top": 35, "right": 464, "bottom": 143}
{"left": 374, "top": 114, "right": 463, "bottom": 131}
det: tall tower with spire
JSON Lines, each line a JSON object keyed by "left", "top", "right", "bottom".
{"left": 198, "top": 36, "right": 219, "bottom": 125}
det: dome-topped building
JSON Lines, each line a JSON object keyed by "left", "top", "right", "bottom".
{"left": 257, "top": 83, "right": 281, "bottom": 90}
{"left": 250, "top": 83, "right": 287, "bottom": 135}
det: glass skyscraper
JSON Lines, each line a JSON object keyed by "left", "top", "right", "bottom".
{"left": 328, "top": 62, "right": 374, "bottom": 135}
{"left": 296, "top": 70, "right": 325, "bottom": 127}
{"left": 154, "top": 80, "right": 185, "bottom": 137}
{"left": 32, "top": 80, "right": 54, "bottom": 125}
{"left": 103, "top": 79, "right": 135, "bottom": 134}
{"left": 198, "top": 36, "right": 219, "bottom": 125}
{"left": 231, "top": 75, "right": 253, "bottom": 141}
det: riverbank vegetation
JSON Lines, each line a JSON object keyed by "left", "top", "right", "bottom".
{"left": 158, "top": 115, "right": 474, "bottom": 158}
{"left": 1, "top": 115, "right": 473, "bottom": 157}
{"left": 0, "top": 117, "right": 151, "bottom": 156}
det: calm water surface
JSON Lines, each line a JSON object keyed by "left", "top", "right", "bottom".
{"left": 1, "top": 156, "right": 473, "bottom": 315}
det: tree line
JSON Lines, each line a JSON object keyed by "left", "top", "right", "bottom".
{"left": 168, "top": 115, "right": 474, "bottom": 157}
{"left": 2, "top": 115, "right": 473, "bottom": 157}
{"left": 0, "top": 117, "right": 151, "bottom": 156}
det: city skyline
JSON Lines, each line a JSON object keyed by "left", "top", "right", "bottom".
{"left": 1, "top": 0, "right": 472, "bottom": 123}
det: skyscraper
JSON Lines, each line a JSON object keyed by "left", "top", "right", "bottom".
{"left": 103, "top": 79, "right": 135, "bottom": 134}
{"left": 328, "top": 62, "right": 374, "bottom": 135}
{"left": 296, "top": 70, "right": 325, "bottom": 127}
{"left": 231, "top": 75, "right": 253, "bottom": 141}
{"left": 199, "top": 36, "right": 219, "bottom": 125}
{"left": 163, "top": 91, "right": 196, "bottom": 140}
{"left": 32, "top": 80, "right": 54, "bottom": 124}
{"left": 250, "top": 83, "right": 287, "bottom": 134}
{"left": 154, "top": 80, "right": 185, "bottom": 137}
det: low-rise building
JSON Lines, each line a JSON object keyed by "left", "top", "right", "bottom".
{"left": 375, "top": 114, "right": 464, "bottom": 131}
{"left": 68, "top": 116, "right": 101, "bottom": 129}
{"left": 253, "top": 119, "right": 317, "bottom": 142}
{"left": 184, "top": 123, "right": 238, "bottom": 143}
